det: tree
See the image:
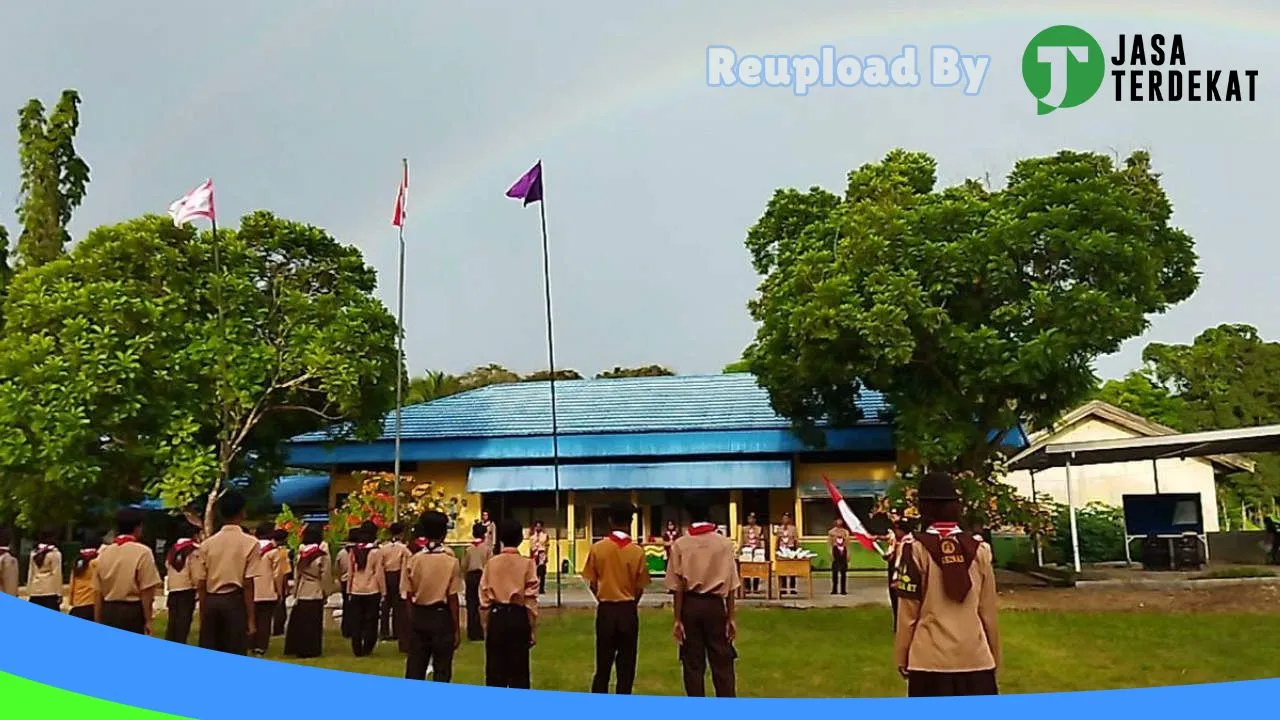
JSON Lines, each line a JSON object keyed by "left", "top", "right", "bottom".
{"left": 456, "top": 363, "right": 520, "bottom": 391}
{"left": 722, "top": 358, "right": 751, "bottom": 374}
{"left": 14, "top": 90, "right": 90, "bottom": 269}
{"left": 522, "top": 369, "right": 582, "bottom": 383}
{"left": 405, "top": 370, "right": 464, "bottom": 405}
{"left": 0, "top": 212, "right": 399, "bottom": 529}
{"left": 595, "top": 365, "right": 675, "bottom": 379}
{"left": 1094, "top": 372, "right": 1190, "bottom": 430}
{"left": 744, "top": 149, "right": 1198, "bottom": 528}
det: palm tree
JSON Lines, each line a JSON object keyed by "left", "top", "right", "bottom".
{"left": 405, "top": 370, "right": 464, "bottom": 404}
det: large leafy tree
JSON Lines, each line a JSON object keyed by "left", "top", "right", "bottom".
{"left": 522, "top": 369, "right": 582, "bottom": 383}
{"left": 14, "top": 90, "right": 90, "bottom": 269}
{"left": 405, "top": 370, "right": 464, "bottom": 405}
{"left": 744, "top": 149, "right": 1199, "bottom": 526}
{"left": 595, "top": 365, "right": 675, "bottom": 379}
{"left": 0, "top": 212, "right": 398, "bottom": 529}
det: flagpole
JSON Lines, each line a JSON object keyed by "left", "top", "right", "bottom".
{"left": 393, "top": 158, "right": 407, "bottom": 521}
{"left": 536, "top": 166, "right": 564, "bottom": 609}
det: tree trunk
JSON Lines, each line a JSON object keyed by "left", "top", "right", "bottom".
{"left": 203, "top": 472, "right": 225, "bottom": 537}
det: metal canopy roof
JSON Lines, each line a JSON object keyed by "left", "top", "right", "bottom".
{"left": 1007, "top": 423, "right": 1280, "bottom": 471}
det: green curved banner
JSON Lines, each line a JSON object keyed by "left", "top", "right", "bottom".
{"left": 1, "top": 671, "right": 189, "bottom": 719}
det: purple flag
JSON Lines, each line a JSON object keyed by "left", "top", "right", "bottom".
{"left": 505, "top": 161, "right": 543, "bottom": 206}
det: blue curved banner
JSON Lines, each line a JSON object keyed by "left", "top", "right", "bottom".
{"left": 0, "top": 594, "right": 1275, "bottom": 716}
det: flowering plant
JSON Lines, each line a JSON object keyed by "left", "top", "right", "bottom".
{"left": 274, "top": 504, "right": 303, "bottom": 552}
{"left": 331, "top": 471, "right": 468, "bottom": 541}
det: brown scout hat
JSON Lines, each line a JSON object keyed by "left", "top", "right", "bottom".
{"left": 917, "top": 471, "right": 959, "bottom": 501}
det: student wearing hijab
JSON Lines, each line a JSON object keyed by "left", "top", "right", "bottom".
{"left": 94, "top": 508, "right": 163, "bottom": 634}
{"left": 460, "top": 521, "right": 492, "bottom": 641}
{"left": 251, "top": 522, "right": 284, "bottom": 656}
{"left": 165, "top": 520, "right": 202, "bottom": 644}
{"left": 479, "top": 519, "right": 539, "bottom": 688}
{"left": 402, "top": 511, "right": 462, "bottom": 682}
{"left": 285, "top": 525, "right": 331, "bottom": 659}
{"left": 346, "top": 521, "right": 386, "bottom": 657}
{"left": 271, "top": 528, "right": 292, "bottom": 637}
{"left": 0, "top": 528, "right": 19, "bottom": 596}
{"left": 67, "top": 531, "right": 102, "bottom": 621}
{"left": 893, "top": 471, "right": 1001, "bottom": 697}
{"left": 27, "top": 529, "right": 64, "bottom": 610}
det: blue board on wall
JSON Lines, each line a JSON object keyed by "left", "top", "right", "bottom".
{"left": 1122, "top": 493, "right": 1204, "bottom": 536}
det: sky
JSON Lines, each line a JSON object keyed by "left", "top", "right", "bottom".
{"left": 0, "top": 0, "right": 1274, "bottom": 382}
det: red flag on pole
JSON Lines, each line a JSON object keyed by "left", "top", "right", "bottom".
{"left": 822, "top": 474, "right": 878, "bottom": 552}
{"left": 392, "top": 162, "right": 408, "bottom": 227}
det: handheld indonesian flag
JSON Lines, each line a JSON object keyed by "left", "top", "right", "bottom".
{"left": 168, "top": 179, "right": 215, "bottom": 227}
{"left": 822, "top": 474, "right": 879, "bottom": 553}
{"left": 392, "top": 161, "right": 408, "bottom": 227}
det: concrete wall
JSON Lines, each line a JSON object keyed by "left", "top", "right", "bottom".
{"left": 1005, "top": 418, "right": 1223, "bottom": 532}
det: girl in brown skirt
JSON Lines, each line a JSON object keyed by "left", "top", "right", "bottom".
{"left": 67, "top": 532, "right": 101, "bottom": 620}
{"left": 285, "top": 525, "right": 331, "bottom": 659}
{"left": 27, "top": 529, "right": 63, "bottom": 611}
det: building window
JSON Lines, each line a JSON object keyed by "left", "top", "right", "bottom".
{"left": 801, "top": 495, "right": 877, "bottom": 537}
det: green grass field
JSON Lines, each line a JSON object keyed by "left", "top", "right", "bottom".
{"left": 187, "top": 606, "right": 1280, "bottom": 697}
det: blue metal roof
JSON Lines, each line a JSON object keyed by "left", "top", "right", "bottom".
{"left": 291, "top": 373, "right": 890, "bottom": 443}
{"left": 466, "top": 460, "right": 793, "bottom": 493}
{"left": 133, "top": 475, "right": 329, "bottom": 512}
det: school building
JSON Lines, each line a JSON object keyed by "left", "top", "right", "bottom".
{"left": 284, "top": 373, "right": 1027, "bottom": 571}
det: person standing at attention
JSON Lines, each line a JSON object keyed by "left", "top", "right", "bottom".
{"left": 666, "top": 495, "right": 740, "bottom": 698}
{"left": 27, "top": 529, "right": 64, "bottom": 611}
{"left": 67, "top": 531, "right": 102, "bottom": 621}
{"left": 197, "top": 491, "right": 262, "bottom": 656}
{"left": 271, "top": 528, "right": 292, "bottom": 638}
{"left": 284, "top": 525, "right": 331, "bottom": 659}
{"left": 776, "top": 512, "right": 800, "bottom": 597}
{"left": 828, "top": 517, "right": 850, "bottom": 595}
{"left": 662, "top": 521, "right": 680, "bottom": 563}
{"left": 480, "top": 511, "right": 497, "bottom": 552}
{"left": 165, "top": 520, "right": 202, "bottom": 644}
{"left": 0, "top": 529, "right": 19, "bottom": 596}
{"left": 94, "top": 508, "right": 163, "bottom": 634}
{"left": 380, "top": 522, "right": 412, "bottom": 649}
{"left": 739, "top": 513, "right": 764, "bottom": 594}
{"left": 336, "top": 529, "right": 356, "bottom": 639}
{"left": 461, "top": 522, "right": 491, "bottom": 641}
{"left": 528, "top": 520, "right": 550, "bottom": 594}
{"left": 250, "top": 522, "right": 284, "bottom": 656}
{"left": 893, "top": 471, "right": 1001, "bottom": 697}
{"left": 402, "top": 511, "right": 462, "bottom": 682}
{"left": 582, "top": 502, "right": 650, "bottom": 695}
{"left": 346, "top": 521, "right": 386, "bottom": 657}
{"left": 479, "top": 519, "right": 539, "bottom": 689}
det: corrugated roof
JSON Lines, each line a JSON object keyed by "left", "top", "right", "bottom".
{"left": 291, "top": 373, "right": 889, "bottom": 443}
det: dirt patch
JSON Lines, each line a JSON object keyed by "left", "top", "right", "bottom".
{"left": 998, "top": 582, "right": 1280, "bottom": 614}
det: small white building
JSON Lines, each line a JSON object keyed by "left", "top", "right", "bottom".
{"left": 1005, "top": 401, "right": 1254, "bottom": 533}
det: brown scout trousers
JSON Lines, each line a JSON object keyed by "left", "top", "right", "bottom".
{"left": 166, "top": 589, "right": 196, "bottom": 643}
{"left": 252, "top": 601, "right": 276, "bottom": 653}
{"left": 348, "top": 593, "right": 381, "bottom": 657}
{"left": 380, "top": 570, "right": 403, "bottom": 642}
{"left": 591, "top": 600, "right": 639, "bottom": 694}
{"left": 485, "top": 604, "right": 531, "bottom": 688}
{"left": 464, "top": 570, "right": 484, "bottom": 640}
{"left": 679, "top": 593, "right": 735, "bottom": 697}
{"left": 199, "top": 589, "right": 250, "bottom": 655}
{"left": 907, "top": 669, "right": 998, "bottom": 697}
{"left": 405, "top": 602, "right": 455, "bottom": 682}
{"left": 100, "top": 601, "right": 146, "bottom": 634}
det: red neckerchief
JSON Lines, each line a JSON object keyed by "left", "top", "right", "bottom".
{"left": 79, "top": 548, "right": 99, "bottom": 561}
{"left": 471, "top": 538, "right": 486, "bottom": 546}
{"left": 688, "top": 522, "right": 716, "bottom": 536}
{"left": 607, "top": 531, "right": 632, "bottom": 548}
{"left": 258, "top": 539, "right": 277, "bottom": 555}
{"left": 0, "top": 546, "right": 9, "bottom": 557}
{"left": 299, "top": 544, "right": 325, "bottom": 565}
{"left": 113, "top": 535, "right": 138, "bottom": 546}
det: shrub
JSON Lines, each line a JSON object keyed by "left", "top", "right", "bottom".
{"left": 1049, "top": 502, "right": 1126, "bottom": 564}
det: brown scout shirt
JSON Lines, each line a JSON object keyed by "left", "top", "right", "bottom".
{"left": 254, "top": 541, "right": 283, "bottom": 602}
{"left": 0, "top": 549, "right": 18, "bottom": 596}
{"left": 198, "top": 525, "right": 262, "bottom": 595}
{"left": 827, "top": 526, "right": 851, "bottom": 553}
{"left": 777, "top": 524, "right": 799, "bottom": 550}
{"left": 479, "top": 549, "right": 540, "bottom": 626}
{"left": 893, "top": 529, "right": 1001, "bottom": 673}
{"left": 582, "top": 534, "right": 651, "bottom": 602}
{"left": 402, "top": 547, "right": 461, "bottom": 605}
{"left": 461, "top": 541, "right": 492, "bottom": 575}
{"left": 293, "top": 545, "right": 332, "bottom": 600}
{"left": 346, "top": 545, "right": 386, "bottom": 597}
{"left": 664, "top": 526, "right": 741, "bottom": 597}
{"left": 27, "top": 547, "right": 63, "bottom": 598}
{"left": 94, "top": 541, "right": 163, "bottom": 603}
{"left": 69, "top": 558, "right": 99, "bottom": 608}
{"left": 166, "top": 543, "right": 201, "bottom": 593}
{"left": 381, "top": 541, "right": 412, "bottom": 573}
{"left": 336, "top": 547, "right": 350, "bottom": 583}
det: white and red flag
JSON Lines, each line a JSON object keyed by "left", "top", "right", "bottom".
{"left": 822, "top": 474, "right": 879, "bottom": 553}
{"left": 392, "top": 161, "right": 408, "bottom": 228}
{"left": 169, "top": 179, "right": 215, "bottom": 227}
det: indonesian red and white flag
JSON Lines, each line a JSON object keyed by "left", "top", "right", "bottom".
{"left": 392, "top": 162, "right": 408, "bottom": 227}
{"left": 822, "top": 474, "right": 879, "bottom": 553}
{"left": 169, "top": 179, "right": 215, "bottom": 227}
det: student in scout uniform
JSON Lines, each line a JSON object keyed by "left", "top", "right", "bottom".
{"left": 776, "top": 512, "right": 800, "bottom": 597}
{"left": 27, "top": 529, "right": 64, "bottom": 610}
{"left": 893, "top": 471, "right": 1001, "bottom": 697}
{"left": 380, "top": 522, "right": 412, "bottom": 646}
{"left": 666, "top": 496, "right": 740, "bottom": 698}
{"left": 197, "top": 491, "right": 263, "bottom": 656}
{"left": 874, "top": 510, "right": 909, "bottom": 632}
{"left": 336, "top": 529, "right": 355, "bottom": 638}
{"left": 528, "top": 520, "right": 550, "bottom": 594}
{"left": 828, "top": 517, "right": 850, "bottom": 595}
{"left": 460, "top": 521, "right": 491, "bottom": 641}
{"left": 164, "top": 520, "right": 202, "bottom": 644}
{"left": 662, "top": 520, "right": 680, "bottom": 562}
{"left": 285, "top": 525, "right": 331, "bottom": 659}
{"left": 480, "top": 511, "right": 497, "bottom": 551}
{"left": 251, "top": 522, "right": 284, "bottom": 656}
{"left": 582, "top": 502, "right": 650, "bottom": 695}
{"left": 346, "top": 521, "right": 386, "bottom": 657}
{"left": 94, "top": 508, "right": 163, "bottom": 634}
{"left": 739, "top": 513, "right": 764, "bottom": 593}
{"left": 479, "top": 518, "right": 539, "bottom": 688}
{"left": 271, "top": 528, "right": 291, "bottom": 637}
{"left": 402, "top": 511, "right": 462, "bottom": 682}
{"left": 0, "top": 528, "right": 18, "bottom": 596}
{"left": 68, "top": 531, "right": 102, "bottom": 621}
